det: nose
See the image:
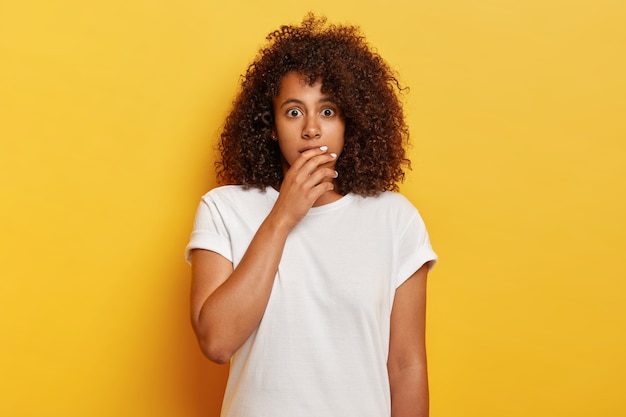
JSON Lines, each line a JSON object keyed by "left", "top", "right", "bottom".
{"left": 302, "top": 116, "right": 321, "bottom": 139}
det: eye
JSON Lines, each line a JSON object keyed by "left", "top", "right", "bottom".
{"left": 321, "top": 108, "right": 336, "bottom": 117}
{"left": 286, "top": 108, "right": 302, "bottom": 117}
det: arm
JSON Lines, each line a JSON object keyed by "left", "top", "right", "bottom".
{"left": 189, "top": 218, "right": 288, "bottom": 364}
{"left": 190, "top": 147, "right": 337, "bottom": 364}
{"left": 388, "top": 264, "right": 430, "bottom": 417}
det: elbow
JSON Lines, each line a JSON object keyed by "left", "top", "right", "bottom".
{"left": 197, "top": 335, "right": 235, "bottom": 364}
{"left": 203, "top": 348, "right": 232, "bottom": 365}
{"left": 191, "top": 313, "right": 236, "bottom": 364}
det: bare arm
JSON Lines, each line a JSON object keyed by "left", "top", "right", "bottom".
{"left": 388, "top": 264, "right": 430, "bottom": 417}
{"left": 189, "top": 219, "right": 288, "bottom": 364}
{"left": 190, "top": 147, "right": 337, "bottom": 363}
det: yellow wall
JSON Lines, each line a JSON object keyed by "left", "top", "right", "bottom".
{"left": 1, "top": 1, "right": 624, "bottom": 416}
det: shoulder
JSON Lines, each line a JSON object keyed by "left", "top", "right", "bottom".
{"left": 199, "top": 185, "right": 278, "bottom": 216}
{"left": 202, "top": 185, "right": 244, "bottom": 200}
{"left": 354, "top": 191, "right": 419, "bottom": 216}
{"left": 202, "top": 185, "right": 274, "bottom": 203}
{"left": 344, "top": 192, "right": 424, "bottom": 235}
{"left": 376, "top": 191, "right": 415, "bottom": 207}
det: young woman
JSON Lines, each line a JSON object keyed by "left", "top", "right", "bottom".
{"left": 186, "top": 14, "right": 437, "bottom": 417}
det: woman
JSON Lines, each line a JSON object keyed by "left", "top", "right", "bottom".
{"left": 186, "top": 14, "right": 437, "bottom": 417}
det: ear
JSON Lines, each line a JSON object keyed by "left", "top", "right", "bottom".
{"left": 271, "top": 130, "right": 278, "bottom": 141}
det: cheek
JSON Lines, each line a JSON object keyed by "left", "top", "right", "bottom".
{"left": 334, "top": 126, "right": 346, "bottom": 152}
{"left": 277, "top": 142, "right": 299, "bottom": 166}
{"left": 275, "top": 123, "right": 299, "bottom": 144}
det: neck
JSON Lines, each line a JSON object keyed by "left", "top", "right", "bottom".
{"left": 312, "top": 189, "right": 343, "bottom": 207}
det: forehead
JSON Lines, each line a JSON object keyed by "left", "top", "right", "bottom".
{"left": 275, "top": 72, "right": 326, "bottom": 98}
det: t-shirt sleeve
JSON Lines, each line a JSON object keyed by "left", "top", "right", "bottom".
{"left": 395, "top": 211, "right": 438, "bottom": 289}
{"left": 184, "top": 194, "right": 233, "bottom": 264}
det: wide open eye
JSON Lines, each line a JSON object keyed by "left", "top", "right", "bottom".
{"left": 321, "top": 107, "right": 336, "bottom": 117}
{"left": 287, "top": 108, "right": 303, "bottom": 117}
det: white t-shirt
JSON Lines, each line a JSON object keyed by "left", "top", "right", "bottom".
{"left": 186, "top": 185, "right": 437, "bottom": 417}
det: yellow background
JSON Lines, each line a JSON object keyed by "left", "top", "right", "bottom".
{"left": 1, "top": 0, "right": 625, "bottom": 416}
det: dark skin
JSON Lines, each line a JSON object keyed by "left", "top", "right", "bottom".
{"left": 190, "top": 146, "right": 338, "bottom": 363}
{"left": 190, "top": 73, "right": 429, "bottom": 417}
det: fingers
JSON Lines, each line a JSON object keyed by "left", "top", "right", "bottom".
{"left": 272, "top": 146, "right": 339, "bottom": 229}
{"left": 307, "top": 165, "right": 338, "bottom": 187}
{"left": 290, "top": 146, "right": 338, "bottom": 174}
{"left": 288, "top": 148, "right": 338, "bottom": 189}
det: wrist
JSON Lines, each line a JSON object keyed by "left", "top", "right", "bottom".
{"left": 263, "top": 209, "right": 296, "bottom": 237}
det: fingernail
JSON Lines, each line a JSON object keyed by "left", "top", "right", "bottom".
{"left": 334, "top": 170, "right": 339, "bottom": 178}
{"left": 320, "top": 146, "right": 328, "bottom": 151}
{"left": 330, "top": 153, "right": 337, "bottom": 158}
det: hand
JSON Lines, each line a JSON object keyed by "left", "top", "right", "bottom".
{"left": 271, "top": 146, "right": 338, "bottom": 230}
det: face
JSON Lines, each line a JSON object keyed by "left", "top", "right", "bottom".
{"left": 272, "top": 72, "right": 345, "bottom": 171}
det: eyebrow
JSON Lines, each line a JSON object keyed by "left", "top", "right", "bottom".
{"left": 279, "top": 97, "right": 336, "bottom": 108}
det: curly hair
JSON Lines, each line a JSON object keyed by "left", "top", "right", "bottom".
{"left": 216, "top": 14, "right": 411, "bottom": 196}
